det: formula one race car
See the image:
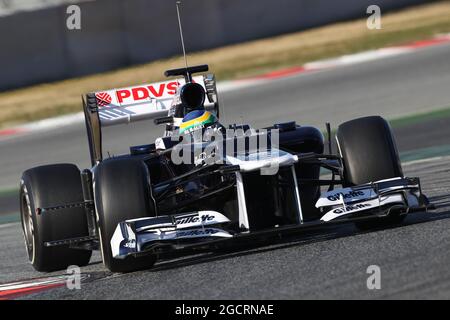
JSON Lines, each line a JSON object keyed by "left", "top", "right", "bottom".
{"left": 20, "top": 64, "right": 434, "bottom": 272}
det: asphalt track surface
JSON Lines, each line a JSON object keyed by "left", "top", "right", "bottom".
{"left": 0, "top": 42, "right": 450, "bottom": 299}
{"left": 1, "top": 156, "right": 449, "bottom": 299}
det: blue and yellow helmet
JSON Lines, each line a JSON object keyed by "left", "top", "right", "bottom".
{"left": 179, "top": 110, "right": 218, "bottom": 135}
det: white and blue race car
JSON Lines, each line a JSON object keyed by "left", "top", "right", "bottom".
{"left": 19, "top": 65, "right": 433, "bottom": 273}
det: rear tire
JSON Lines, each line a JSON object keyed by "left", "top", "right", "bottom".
{"left": 20, "top": 164, "right": 92, "bottom": 272}
{"left": 94, "top": 158, "right": 157, "bottom": 272}
{"left": 336, "top": 116, "right": 405, "bottom": 230}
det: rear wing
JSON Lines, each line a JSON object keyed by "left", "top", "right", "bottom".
{"left": 83, "top": 74, "right": 218, "bottom": 165}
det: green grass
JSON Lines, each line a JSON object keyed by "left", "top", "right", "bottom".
{"left": 321, "top": 106, "right": 450, "bottom": 139}
{"left": 0, "top": 213, "right": 20, "bottom": 224}
{"left": 400, "top": 144, "right": 450, "bottom": 162}
{"left": 389, "top": 106, "right": 450, "bottom": 128}
{"left": 0, "top": 188, "right": 19, "bottom": 198}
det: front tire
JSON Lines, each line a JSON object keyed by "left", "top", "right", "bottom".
{"left": 94, "top": 158, "right": 157, "bottom": 272}
{"left": 336, "top": 116, "right": 405, "bottom": 230}
{"left": 20, "top": 164, "right": 92, "bottom": 272}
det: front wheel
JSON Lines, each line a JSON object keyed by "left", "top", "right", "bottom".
{"left": 94, "top": 158, "right": 157, "bottom": 272}
{"left": 336, "top": 116, "right": 405, "bottom": 230}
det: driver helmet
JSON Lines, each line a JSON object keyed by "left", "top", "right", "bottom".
{"left": 179, "top": 110, "right": 222, "bottom": 143}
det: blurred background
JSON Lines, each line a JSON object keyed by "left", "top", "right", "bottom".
{"left": 0, "top": 0, "right": 436, "bottom": 90}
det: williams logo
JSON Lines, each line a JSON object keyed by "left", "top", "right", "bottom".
{"left": 95, "top": 92, "right": 112, "bottom": 107}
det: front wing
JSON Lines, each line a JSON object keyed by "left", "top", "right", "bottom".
{"left": 111, "top": 177, "right": 433, "bottom": 259}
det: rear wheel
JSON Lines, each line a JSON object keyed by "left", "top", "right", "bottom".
{"left": 94, "top": 158, "right": 157, "bottom": 272}
{"left": 20, "top": 164, "right": 92, "bottom": 272}
{"left": 336, "top": 116, "right": 405, "bottom": 230}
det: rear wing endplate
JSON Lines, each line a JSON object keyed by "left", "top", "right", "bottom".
{"left": 83, "top": 74, "right": 218, "bottom": 165}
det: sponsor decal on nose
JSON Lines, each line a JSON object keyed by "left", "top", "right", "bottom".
{"left": 327, "top": 190, "right": 365, "bottom": 202}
